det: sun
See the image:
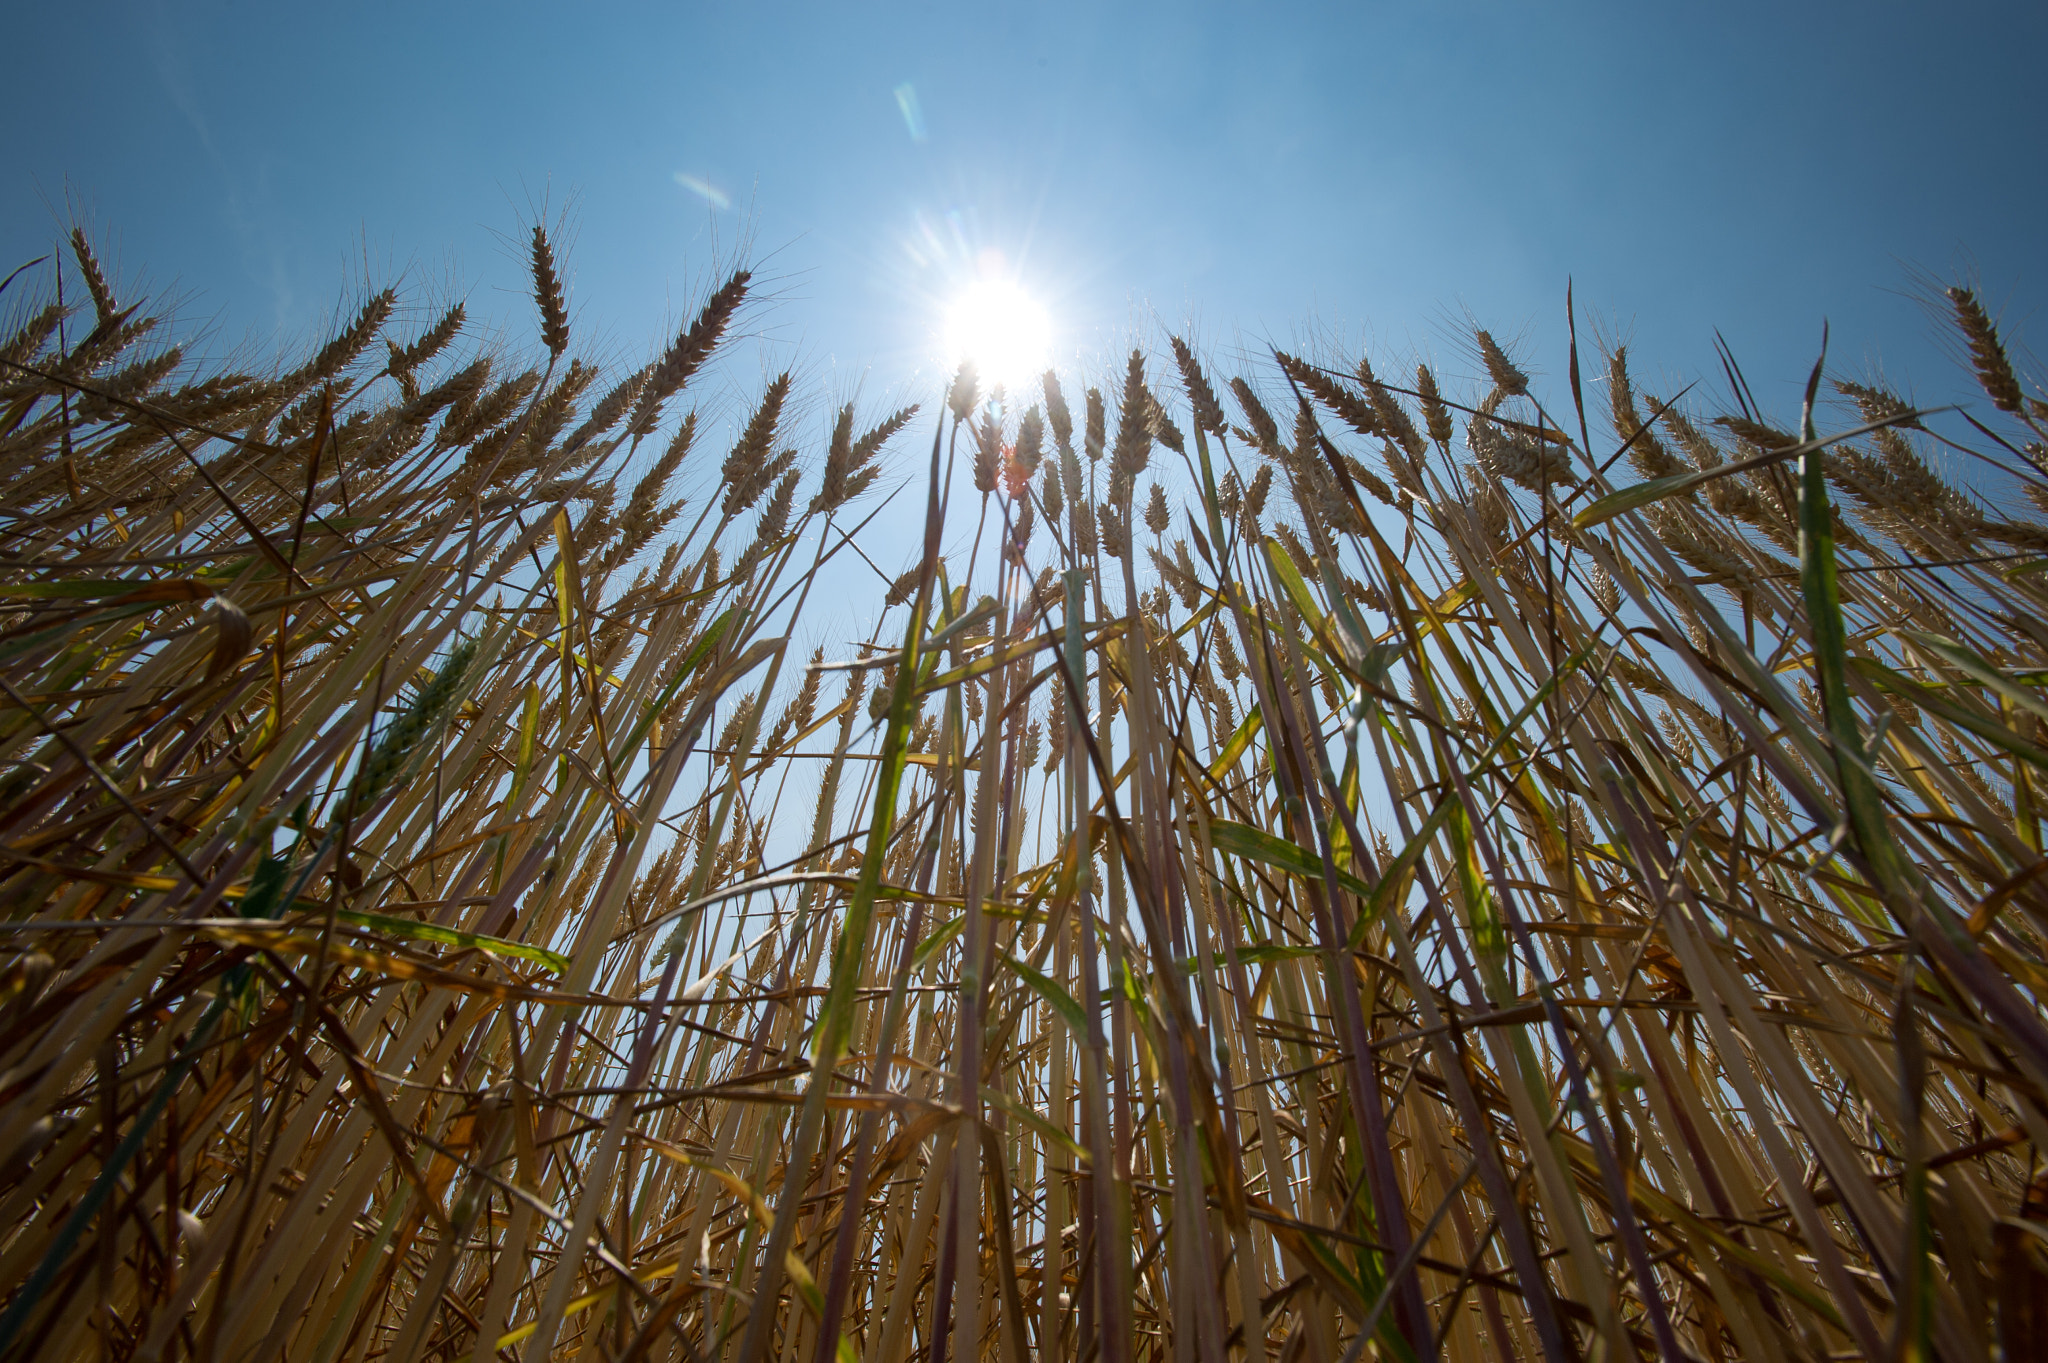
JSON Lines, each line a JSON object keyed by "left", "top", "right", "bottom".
{"left": 942, "top": 277, "right": 1052, "bottom": 394}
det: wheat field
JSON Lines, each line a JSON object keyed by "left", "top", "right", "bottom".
{"left": 1, "top": 225, "right": 2047, "bottom": 1363}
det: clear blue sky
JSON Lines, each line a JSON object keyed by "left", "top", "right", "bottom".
{"left": 4, "top": 0, "right": 2043, "bottom": 474}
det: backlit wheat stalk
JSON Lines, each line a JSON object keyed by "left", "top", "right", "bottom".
{"left": 1, "top": 223, "right": 2047, "bottom": 1363}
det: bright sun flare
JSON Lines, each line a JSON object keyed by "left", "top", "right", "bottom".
{"left": 942, "top": 278, "right": 1052, "bottom": 392}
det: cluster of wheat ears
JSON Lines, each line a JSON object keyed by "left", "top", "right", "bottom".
{"left": 1, "top": 222, "right": 2047, "bottom": 1363}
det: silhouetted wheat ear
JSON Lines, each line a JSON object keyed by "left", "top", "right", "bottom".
{"left": 529, "top": 225, "right": 571, "bottom": 358}
{"left": 1947, "top": 285, "right": 2028, "bottom": 414}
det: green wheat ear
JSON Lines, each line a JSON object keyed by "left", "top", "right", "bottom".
{"left": 343, "top": 638, "right": 477, "bottom": 816}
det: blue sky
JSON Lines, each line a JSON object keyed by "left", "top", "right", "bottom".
{"left": 4, "top": 0, "right": 2043, "bottom": 484}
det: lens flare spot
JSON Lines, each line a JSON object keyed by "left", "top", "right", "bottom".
{"left": 893, "top": 83, "right": 928, "bottom": 142}
{"left": 673, "top": 173, "right": 731, "bottom": 210}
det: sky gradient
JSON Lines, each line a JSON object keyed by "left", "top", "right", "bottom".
{"left": 4, "top": 0, "right": 2043, "bottom": 489}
